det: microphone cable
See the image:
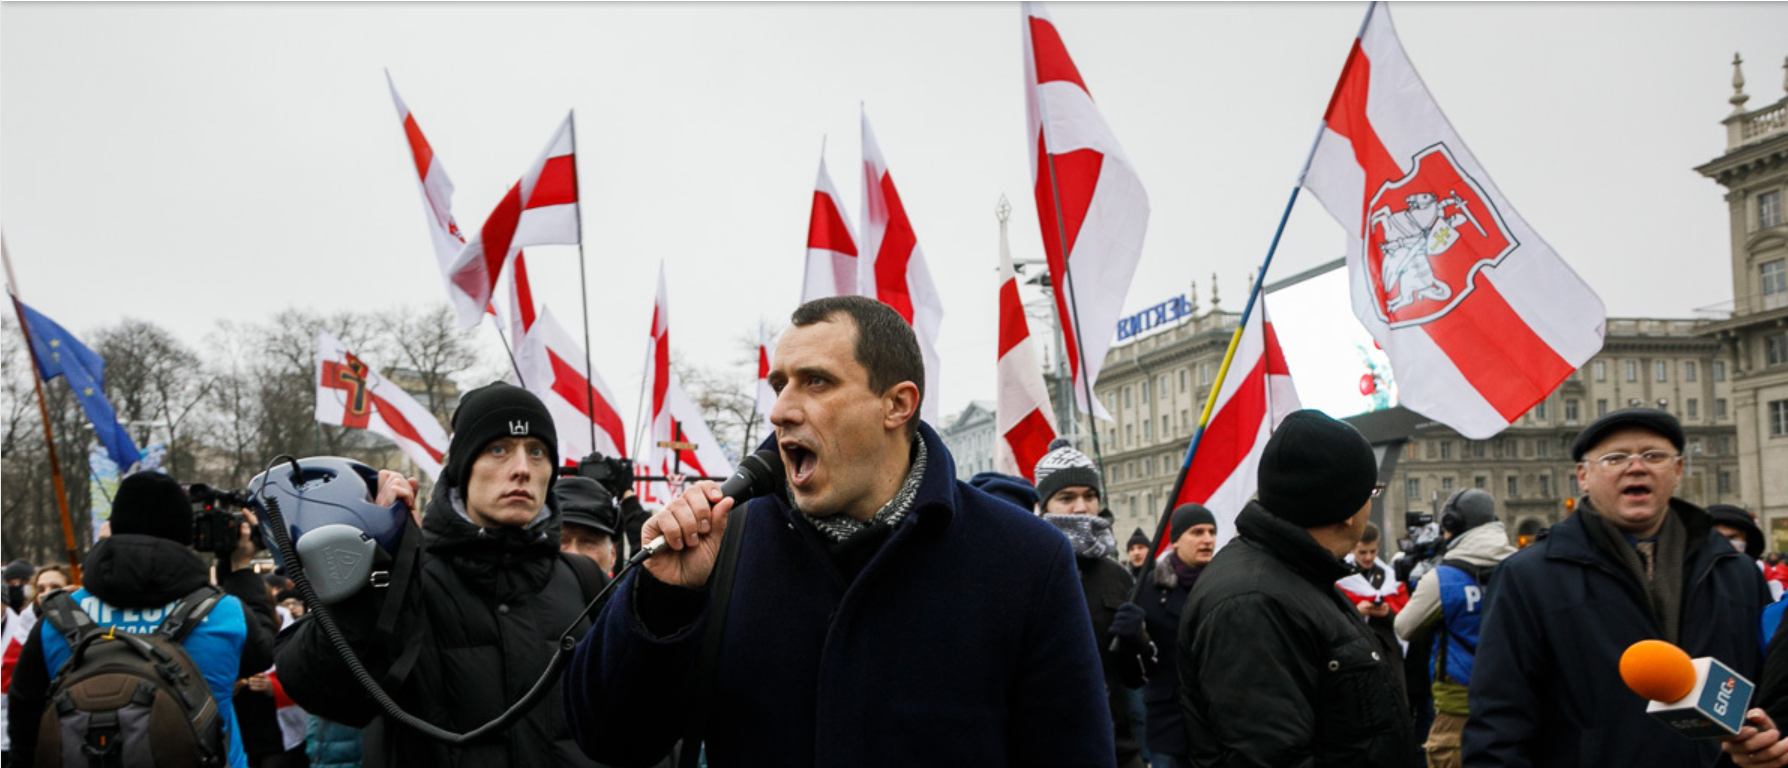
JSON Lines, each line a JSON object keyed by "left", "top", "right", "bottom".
{"left": 254, "top": 454, "right": 648, "bottom": 745}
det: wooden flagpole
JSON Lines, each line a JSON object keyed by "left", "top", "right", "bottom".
{"left": 3, "top": 235, "right": 83, "bottom": 583}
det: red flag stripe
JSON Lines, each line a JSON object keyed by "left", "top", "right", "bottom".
{"left": 757, "top": 344, "right": 770, "bottom": 379}
{"left": 871, "top": 171, "right": 918, "bottom": 324}
{"left": 1005, "top": 407, "right": 1057, "bottom": 484}
{"left": 368, "top": 391, "right": 446, "bottom": 463}
{"left": 513, "top": 253, "right": 536, "bottom": 334}
{"left": 526, "top": 154, "right": 578, "bottom": 210}
{"left": 1176, "top": 356, "right": 1269, "bottom": 508}
{"left": 401, "top": 114, "right": 434, "bottom": 181}
{"left": 807, "top": 191, "right": 859, "bottom": 256}
{"left": 1324, "top": 37, "right": 1574, "bottom": 420}
{"left": 547, "top": 348, "right": 629, "bottom": 458}
{"left": 997, "top": 277, "right": 1031, "bottom": 359}
{"left": 1026, "top": 16, "right": 1090, "bottom": 96}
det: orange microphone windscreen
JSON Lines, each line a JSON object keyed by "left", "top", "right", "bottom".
{"left": 1620, "top": 640, "right": 1696, "bottom": 703}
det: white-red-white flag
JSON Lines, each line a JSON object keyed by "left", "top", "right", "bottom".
{"left": 1165, "top": 300, "right": 1300, "bottom": 552}
{"left": 1021, "top": 2, "right": 1150, "bottom": 421}
{"left": 802, "top": 149, "right": 859, "bottom": 303}
{"left": 446, "top": 113, "right": 580, "bottom": 330}
{"left": 638, "top": 264, "right": 732, "bottom": 504}
{"left": 755, "top": 319, "right": 775, "bottom": 433}
{"left": 996, "top": 217, "right": 1059, "bottom": 483}
{"left": 1301, "top": 4, "right": 1604, "bottom": 439}
{"left": 315, "top": 331, "right": 451, "bottom": 479}
{"left": 386, "top": 74, "right": 491, "bottom": 322}
{"left": 507, "top": 255, "right": 628, "bottom": 463}
{"left": 858, "top": 110, "right": 943, "bottom": 423}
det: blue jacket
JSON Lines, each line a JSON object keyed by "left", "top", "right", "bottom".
{"left": 1432, "top": 563, "right": 1487, "bottom": 686}
{"left": 5, "top": 535, "right": 278, "bottom": 768}
{"left": 306, "top": 715, "right": 363, "bottom": 768}
{"left": 1463, "top": 500, "right": 1768, "bottom": 768}
{"left": 562, "top": 423, "right": 1116, "bottom": 767}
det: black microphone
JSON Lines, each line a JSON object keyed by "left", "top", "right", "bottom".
{"left": 636, "top": 447, "right": 785, "bottom": 559}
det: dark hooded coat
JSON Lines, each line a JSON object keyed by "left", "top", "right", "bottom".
{"left": 274, "top": 480, "right": 596, "bottom": 768}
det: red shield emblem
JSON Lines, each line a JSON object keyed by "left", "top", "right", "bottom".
{"left": 1362, "top": 143, "right": 1517, "bottom": 328}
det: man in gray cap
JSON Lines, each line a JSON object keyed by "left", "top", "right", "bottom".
{"left": 1395, "top": 488, "right": 1513, "bottom": 768}
{"left": 1177, "top": 409, "right": 1413, "bottom": 768}
{"left": 1466, "top": 407, "right": 1768, "bottom": 768}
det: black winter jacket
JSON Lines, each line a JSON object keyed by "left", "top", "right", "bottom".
{"left": 1463, "top": 499, "right": 1767, "bottom": 768}
{"left": 1177, "top": 503, "right": 1414, "bottom": 768}
{"left": 274, "top": 482, "right": 597, "bottom": 768}
{"left": 1137, "top": 551, "right": 1201, "bottom": 760}
{"left": 1079, "top": 553, "right": 1148, "bottom": 768}
{"left": 6, "top": 534, "right": 279, "bottom": 763}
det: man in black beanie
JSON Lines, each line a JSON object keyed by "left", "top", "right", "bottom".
{"left": 1124, "top": 503, "right": 1217, "bottom": 768}
{"left": 8, "top": 471, "right": 278, "bottom": 767}
{"left": 276, "top": 382, "right": 601, "bottom": 768}
{"left": 1177, "top": 409, "right": 1413, "bottom": 768}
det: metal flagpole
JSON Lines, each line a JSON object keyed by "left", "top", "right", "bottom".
{"left": 487, "top": 312, "right": 525, "bottom": 387}
{"left": 1032, "top": 67, "right": 1106, "bottom": 472}
{"left": 1135, "top": 3, "right": 1377, "bottom": 598}
{"left": 568, "top": 110, "right": 599, "bottom": 454}
{"left": 3, "top": 236, "right": 83, "bottom": 583}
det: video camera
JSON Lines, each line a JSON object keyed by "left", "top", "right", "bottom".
{"left": 565, "top": 453, "right": 634, "bottom": 498}
{"left": 187, "top": 483, "right": 265, "bottom": 557}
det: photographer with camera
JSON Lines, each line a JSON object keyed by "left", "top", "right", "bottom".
{"left": 6, "top": 471, "right": 279, "bottom": 768}
{"left": 273, "top": 382, "right": 600, "bottom": 768}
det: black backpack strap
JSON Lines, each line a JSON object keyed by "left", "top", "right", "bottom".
{"left": 156, "top": 586, "right": 226, "bottom": 644}
{"left": 678, "top": 499, "right": 752, "bottom": 768}
{"left": 378, "top": 517, "right": 426, "bottom": 690}
{"left": 40, "top": 590, "right": 99, "bottom": 650}
{"left": 560, "top": 551, "right": 607, "bottom": 604}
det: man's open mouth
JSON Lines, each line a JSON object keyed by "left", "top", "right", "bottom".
{"left": 782, "top": 441, "right": 818, "bottom": 487}
{"left": 1620, "top": 481, "right": 1652, "bottom": 501}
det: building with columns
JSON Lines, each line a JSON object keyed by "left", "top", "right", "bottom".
{"left": 939, "top": 400, "right": 998, "bottom": 482}
{"left": 1696, "top": 53, "right": 1788, "bottom": 549}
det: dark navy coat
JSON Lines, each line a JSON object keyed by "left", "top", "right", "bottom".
{"left": 1464, "top": 499, "right": 1768, "bottom": 768}
{"left": 562, "top": 423, "right": 1116, "bottom": 767}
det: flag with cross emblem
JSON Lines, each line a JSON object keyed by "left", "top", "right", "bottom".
{"left": 314, "top": 331, "right": 450, "bottom": 478}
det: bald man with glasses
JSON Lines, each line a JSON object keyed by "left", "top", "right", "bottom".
{"left": 1463, "top": 408, "right": 1769, "bottom": 768}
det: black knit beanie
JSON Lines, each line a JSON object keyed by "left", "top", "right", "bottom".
{"left": 1126, "top": 527, "right": 1152, "bottom": 549}
{"left": 1170, "top": 503, "right": 1218, "bottom": 541}
{"left": 1256, "top": 409, "right": 1378, "bottom": 528}
{"left": 110, "top": 472, "right": 194, "bottom": 545}
{"left": 444, "top": 382, "right": 559, "bottom": 489}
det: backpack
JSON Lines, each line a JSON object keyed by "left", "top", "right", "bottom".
{"left": 35, "top": 586, "right": 228, "bottom": 768}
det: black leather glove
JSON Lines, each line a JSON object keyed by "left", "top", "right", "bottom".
{"left": 1109, "top": 602, "right": 1145, "bottom": 639}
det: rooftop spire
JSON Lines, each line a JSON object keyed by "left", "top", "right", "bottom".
{"left": 1730, "top": 52, "right": 1750, "bottom": 115}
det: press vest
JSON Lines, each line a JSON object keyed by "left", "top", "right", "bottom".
{"left": 1432, "top": 564, "right": 1487, "bottom": 686}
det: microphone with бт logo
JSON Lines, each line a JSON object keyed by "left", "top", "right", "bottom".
{"left": 1620, "top": 639, "right": 1756, "bottom": 739}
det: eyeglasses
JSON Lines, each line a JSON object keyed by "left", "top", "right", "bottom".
{"left": 1370, "top": 483, "right": 1387, "bottom": 498}
{"left": 1587, "top": 450, "right": 1680, "bottom": 471}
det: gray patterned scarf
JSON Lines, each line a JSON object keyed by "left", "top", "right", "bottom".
{"left": 1044, "top": 513, "right": 1117, "bottom": 561}
{"left": 797, "top": 439, "right": 928, "bottom": 544}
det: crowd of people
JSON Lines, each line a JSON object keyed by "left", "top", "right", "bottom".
{"left": 4, "top": 294, "right": 1788, "bottom": 767}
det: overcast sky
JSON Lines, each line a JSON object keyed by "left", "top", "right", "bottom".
{"left": 5, "top": 2, "right": 1786, "bottom": 437}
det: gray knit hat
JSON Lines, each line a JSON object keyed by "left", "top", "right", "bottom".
{"left": 1034, "top": 438, "right": 1101, "bottom": 507}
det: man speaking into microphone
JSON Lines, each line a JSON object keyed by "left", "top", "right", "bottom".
{"left": 562, "top": 296, "right": 1114, "bottom": 767}
{"left": 1464, "top": 408, "right": 1769, "bottom": 767}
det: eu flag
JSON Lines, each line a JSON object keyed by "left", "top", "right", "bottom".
{"left": 13, "top": 299, "right": 141, "bottom": 469}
